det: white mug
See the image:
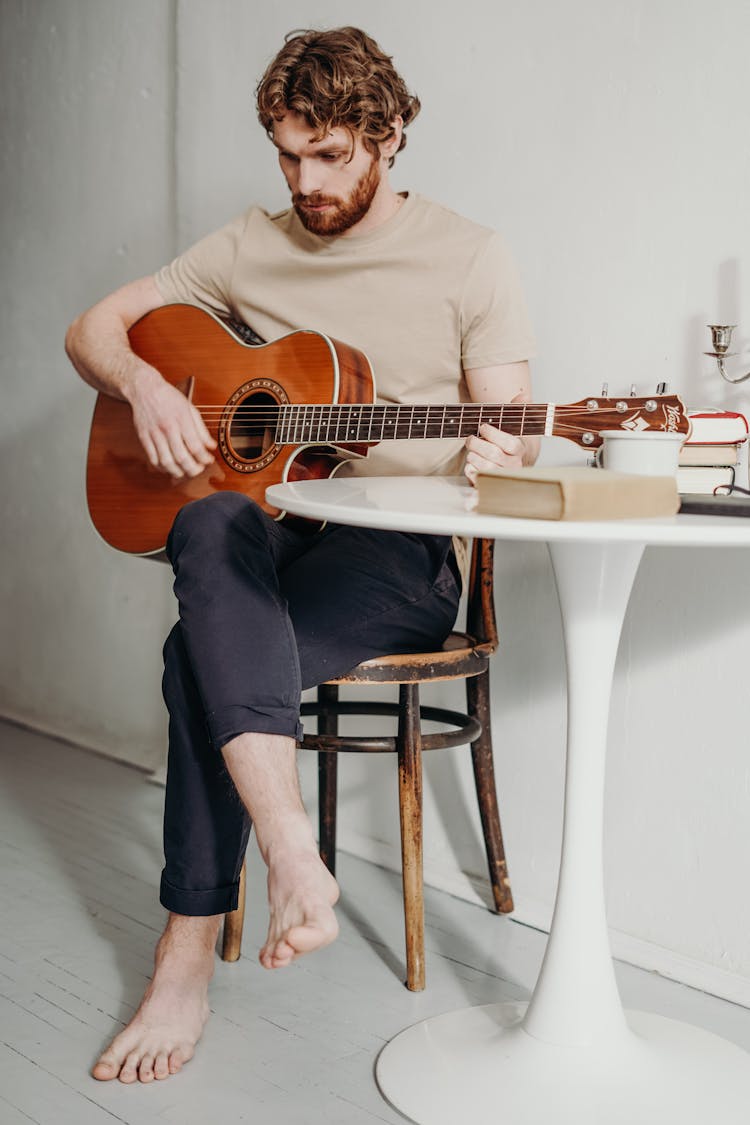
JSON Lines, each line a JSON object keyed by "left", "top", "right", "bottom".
{"left": 597, "top": 430, "right": 685, "bottom": 476}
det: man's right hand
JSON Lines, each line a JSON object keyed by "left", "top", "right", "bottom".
{"left": 66, "top": 275, "right": 218, "bottom": 479}
{"left": 128, "top": 368, "right": 217, "bottom": 479}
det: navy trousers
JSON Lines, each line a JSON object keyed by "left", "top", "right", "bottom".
{"left": 159, "top": 491, "right": 461, "bottom": 916}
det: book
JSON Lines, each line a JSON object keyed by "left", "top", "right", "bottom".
{"left": 680, "top": 492, "right": 750, "bottom": 517}
{"left": 686, "top": 410, "right": 748, "bottom": 445}
{"left": 474, "top": 465, "right": 680, "bottom": 521}
{"left": 678, "top": 442, "right": 741, "bottom": 466}
{"left": 676, "top": 465, "right": 735, "bottom": 495}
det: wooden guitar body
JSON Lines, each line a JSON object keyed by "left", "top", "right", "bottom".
{"left": 86, "top": 305, "right": 374, "bottom": 554}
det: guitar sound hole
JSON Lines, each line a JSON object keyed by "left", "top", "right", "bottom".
{"left": 219, "top": 383, "right": 286, "bottom": 474}
{"left": 228, "top": 391, "right": 277, "bottom": 461}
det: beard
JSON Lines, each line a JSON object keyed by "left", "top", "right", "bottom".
{"left": 293, "top": 156, "right": 381, "bottom": 236}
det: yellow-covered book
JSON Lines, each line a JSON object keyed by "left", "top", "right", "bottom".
{"left": 474, "top": 466, "right": 680, "bottom": 521}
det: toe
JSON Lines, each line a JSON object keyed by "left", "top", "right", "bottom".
{"left": 168, "top": 1047, "right": 186, "bottom": 1074}
{"left": 154, "top": 1052, "right": 170, "bottom": 1080}
{"left": 119, "top": 1050, "right": 141, "bottom": 1084}
{"left": 259, "top": 938, "right": 296, "bottom": 970}
{"left": 287, "top": 921, "right": 336, "bottom": 954}
{"left": 138, "top": 1054, "right": 156, "bottom": 1083}
{"left": 91, "top": 1055, "right": 120, "bottom": 1082}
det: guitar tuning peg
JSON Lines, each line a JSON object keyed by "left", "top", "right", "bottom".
{"left": 656, "top": 381, "right": 668, "bottom": 394}
{"left": 600, "top": 382, "right": 609, "bottom": 397}
{"left": 629, "top": 383, "right": 637, "bottom": 396}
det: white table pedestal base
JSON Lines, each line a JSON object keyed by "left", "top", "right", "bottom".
{"left": 376, "top": 538, "right": 750, "bottom": 1124}
{"left": 376, "top": 1002, "right": 750, "bottom": 1124}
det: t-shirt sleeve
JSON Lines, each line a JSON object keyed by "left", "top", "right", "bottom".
{"left": 153, "top": 211, "right": 250, "bottom": 315}
{"left": 460, "top": 231, "right": 536, "bottom": 369}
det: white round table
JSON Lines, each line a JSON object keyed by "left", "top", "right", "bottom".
{"left": 268, "top": 475, "right": 750, "bottom": 1125}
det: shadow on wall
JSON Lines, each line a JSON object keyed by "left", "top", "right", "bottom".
{"left": 490, "top": 534, "right": 750, "bottom": 709}
{"left": 0, "top": 389, "right": 172, "bottom": 767}
{"left": 684, "top": 257, "right": 748, "bottom": 410}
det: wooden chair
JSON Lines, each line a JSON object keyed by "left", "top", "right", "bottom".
{"left": 221, "top": 538, "right": 513, "bottom": 990}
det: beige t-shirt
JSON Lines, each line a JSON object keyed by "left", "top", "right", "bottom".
{"left": 154, "top": 193, "right": 536, "bottom": 578}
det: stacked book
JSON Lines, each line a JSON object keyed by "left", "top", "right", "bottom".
{"left": 678, "top": 410, "right": 749, "bottom": 494}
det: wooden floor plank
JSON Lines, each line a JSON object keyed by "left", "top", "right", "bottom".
{"left": 2, "top": 718, "right": 750, "bottom": 1124}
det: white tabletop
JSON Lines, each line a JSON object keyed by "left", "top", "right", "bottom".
{"left": 266, "top": 475, "right": 750, "bottom": 547}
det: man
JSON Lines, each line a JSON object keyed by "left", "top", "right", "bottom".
{"left": 65, "top": 27, "right": 538, "bottom": 1084}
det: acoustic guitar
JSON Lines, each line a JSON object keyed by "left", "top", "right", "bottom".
{"left": 86, "top": 304, "right": 690, "bottom": 555}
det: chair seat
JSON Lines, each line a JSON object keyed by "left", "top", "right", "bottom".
{"left": 329, "top": 631, "right": 496, "bottom": 684}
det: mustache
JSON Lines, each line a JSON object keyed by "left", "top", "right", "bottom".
{"left": 292, "top": 192, "right": 339, "bottom": 208}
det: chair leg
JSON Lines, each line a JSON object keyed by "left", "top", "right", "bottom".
{"left": 467, "top": 670, "right": 514, "bottom": 914}
{"left": 317, "top": 683, "right": 339, "bottom": 876}
{"left": 221, "top": 858, "right": 247, "bottom": 962}
{"left": 397, "top": 682, "right": 425, "bottom": 991}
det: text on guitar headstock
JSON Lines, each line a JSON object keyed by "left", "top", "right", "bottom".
{"left": 554, "top": 394, "right": 690, "bottom": 449}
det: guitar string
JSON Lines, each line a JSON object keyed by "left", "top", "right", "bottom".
{"left": 184, "top": 404, "right": 640, "bottom": 412}
{"left": 185, "top": 409, "right": 658, "bottom": 425}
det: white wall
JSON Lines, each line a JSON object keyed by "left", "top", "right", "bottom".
{"left": 3, "top": 0, "right": 750, "bottom": 1001}
{"left": 0, "top": 1, "right": 180, "bottom": 767}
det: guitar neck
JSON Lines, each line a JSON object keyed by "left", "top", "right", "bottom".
{"left": 275, "top": 403, "right": 551, "bottom": 445}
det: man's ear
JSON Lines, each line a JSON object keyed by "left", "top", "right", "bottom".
{"left": 381, "top": 115, "right": 404, "bottom": 161}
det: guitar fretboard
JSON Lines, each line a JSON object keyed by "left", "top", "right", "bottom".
{"left": 272, "top": 403, "right": 552, "bottom": 445}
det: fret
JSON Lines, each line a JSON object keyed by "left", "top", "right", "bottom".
{"left": 446, "top": 406, "right": 462, "bottom": 437}
{"left": 339, "top": 404, "right": 350, "bottom": 443}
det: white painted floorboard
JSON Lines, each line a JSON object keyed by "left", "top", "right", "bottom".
{"left": 1, "top": 718, "right": 749, "bottom": 1124}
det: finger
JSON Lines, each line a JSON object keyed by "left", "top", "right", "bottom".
{"left": 191, "top": 406, "right": 217, "bottom": 450}
{"left": 183, "top": 417, "right": 217, "bottom": 464}
{"left": 157, "top": 417, "right": 214, "bottom": 477}
{"left": 466, "top": 448, "right": 522, "bottom": 474}
{"left": 167, "top": 432, "right": 211, "bottom": 478}
{"left": 478, "top": 423, "right": 526, "bottom": 457}
{"left": 139, "top": 431, "right": 162, "bottom": 470}
{"left": 150, "top": 431, "right": 186, "bottom": 478}
{"left": 466, "top": 435, "right": 522, "bottom": 463}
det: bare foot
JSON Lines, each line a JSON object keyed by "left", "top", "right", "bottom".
{"left": 259, "top": 838, "right": 340, "bottom": 970}
{"left": 92, "top": 914, "right": 219, "bottom": 1083}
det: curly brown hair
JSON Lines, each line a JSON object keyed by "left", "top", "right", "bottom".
{"left": 256, "top": 27, "right": 420, "bottom": 167}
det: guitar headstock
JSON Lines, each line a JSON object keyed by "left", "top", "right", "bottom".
{"left": 554, "top": 394, "right": 690, "bottom": 448}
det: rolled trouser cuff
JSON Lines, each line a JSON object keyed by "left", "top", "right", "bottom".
{"left": 160, "top": 872, "right": 241, "bottom": 916}
{"left": 207, "top": 704, "right": 303, "bottom": 749}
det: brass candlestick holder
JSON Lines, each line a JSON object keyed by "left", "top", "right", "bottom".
{"left": 706, "top": 324, "right": 750, "bottom": 384}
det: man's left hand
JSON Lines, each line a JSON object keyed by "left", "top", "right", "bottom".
{"left": 464, "top": 422, "right": 529, "bottom": 485}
